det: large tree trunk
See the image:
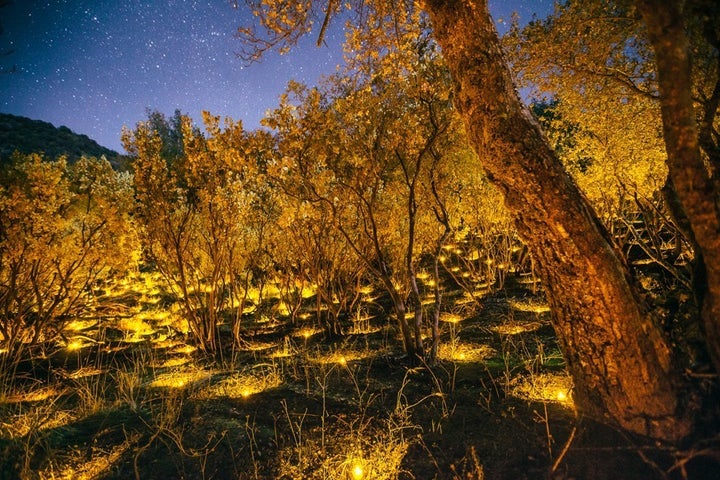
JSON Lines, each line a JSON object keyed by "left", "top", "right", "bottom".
{"left": 423, "top": 0, "right": 692, "bottom": 441}
{"left": 635, "top": 0, "right": 720, "bottom": 374}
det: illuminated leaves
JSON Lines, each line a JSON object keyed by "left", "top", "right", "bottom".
{"left": 0, "top": 154, "right": 137, "bottom": 349}
{"left": 504, "top": 1, "right": 667, "bottom": 219}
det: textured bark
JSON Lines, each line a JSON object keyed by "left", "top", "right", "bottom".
{"left": 636, "top": 0, "right": 720, "bottom": 374}
{"left": 423, "top": 0, "right": 691, "bottom": 441}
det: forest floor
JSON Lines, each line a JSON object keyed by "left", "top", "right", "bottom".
{"left": 0, "top": 270, "right": 718, "bottom": 479}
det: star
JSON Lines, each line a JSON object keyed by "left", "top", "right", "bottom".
{"left": 0, "top": 0, "right": 550, "bottom": 152}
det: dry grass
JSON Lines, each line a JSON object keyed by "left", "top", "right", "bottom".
{"left": 197, "top": 365, "right": 283, "bottom": 399}
{"left": 510, "top": 372, "right": 574, "bottom": 406}
{"left": 507, "top": 297, "right": 550, "bottom": 313}
{"left": 148, "top": 368, "right": 213, "bottom": 389}
{"left": 311, "top": 348, "right": 374, "bottom": 366}
{"left": 491, "top": 321, "right": 543, "bottom": 335}
{"left": 437, "top": 342, "right": 495, "bottom": 363}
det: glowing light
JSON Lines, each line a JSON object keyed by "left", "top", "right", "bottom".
{"left": 441, "top": 313, "right": 463, "bottom": 324}
{"left": 65, "top": 319, "right": 97, "bottom": 332}
{"left": 437, "top": 343, "right": 495, "bottom": 363}
{"left": 294, "top": 327, "right": 321, "bottom": 340}
{"left": 491, "top": 321, "right": 542, "bottom": 336}
{"left": 198, "top": 368, "right": 283, "bottom": 399}
{"left": 510, "top": 373, "right": 574, "bottom": 408}
{"left": 351, "top": 463, "right": 364, "bottom": 480}
{"left": 149, "top": 370, "right": 211, "bottom": 389}
{"left": 66, "top": 339, "right": 86, "bottom": 351}
{"left": 173, "top": 344, "right": 197, "bottom": 355}
{"left": 3, "top": 386, "right": 60, "bottom": 403}
{"left": 508, "top": 298, "right": 550, "bottom": 313}
{"left": 276, "top": 302, "right": 290, "bottom": 316}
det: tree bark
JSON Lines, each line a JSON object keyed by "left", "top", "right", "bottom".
{"left": 636, "top": 0, "right": 720, "bottom": 374}
{"left": 423, "top": 0, "right": 692, "bottom": 441}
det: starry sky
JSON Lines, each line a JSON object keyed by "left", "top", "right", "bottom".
{"left": 0, "top": 1, "right": 553, "bottom": 153}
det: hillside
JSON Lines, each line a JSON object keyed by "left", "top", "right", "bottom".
{"left": 0, "top": 113, "right": 122, "bottom": 166}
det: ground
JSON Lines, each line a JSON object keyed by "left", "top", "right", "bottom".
{"left": 0, "top": 268, "right": 718, "bottom": 480}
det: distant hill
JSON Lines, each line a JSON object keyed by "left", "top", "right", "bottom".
{"left": 0, "top": 113, "right": 123, "bottom": 167}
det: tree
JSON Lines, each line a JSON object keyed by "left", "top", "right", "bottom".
{"left": 236, "top": 0, "right": 720, "bottom": 442}
{"left": 124, "top": 112, "right": 273, "bottom": 353}
{"left": 265, "top": 51, "right": 474, "bottom": 360}
{"left": 0, "top": 154, "right": 136, "bottom": 355}
{"left": 635, "top": 0, "right": 720, "bottom": 377}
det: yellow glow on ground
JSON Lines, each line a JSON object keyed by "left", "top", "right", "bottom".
{"left": 437, "top": 343, "right": 494, "bottom": 363}
{"left": 301, "top": 284, "right": 317, "bottom": 298}
{"left": 244, "top": 341, "right": 277, "bottom": 352}
{"left": 121, "top": 333, "right": 146, "bottom": 344}
{"left": 66, "top": 338, "right": 90, "bottom": 351}
{"left": 198, "top": 368, "right": 283, "bottom": 399}
{"left": 274, "top": 301, "right": 290, "bottom": 316}
{"left": 511, "top": 373, "right": 574, "bottom": 407}
{"left": 64, "top": 367, "right": 105, "bottom": 379}
{"left": 440, "top": 313, "right": 464, "bottom": 324}
{"left": 2, "top": 386, "right": 63, "bottom": 404}
{"left": 293, "top": 327, "right": 321, "bottom": 339}
{"left": 143, "top": 309, "right": 172, "bottom": 325}
{"left": 118, "top": 317, "right": 156, "bottom": 335}
{"left": 149, "top": 370, "right": 212, "bottom": 389}
{"left": 491, "top": 321, "right": 542, "bottom": 335}
{"left": 65, "top": 319, "right": 98, "bottom": 332}
{"left": 313, "top": 349, "right": 372, "bottom": 365}
{"left": 508, "top": 298, "right": 550, "bottom": 313}
{"left": 155, "top": 356, "right": 191, "bottom": 368}
{"left": 167, "top": 344, "right": 195, "bottom": 355}
{"left": 50, "top": 433, "right": 140, "bottom": 480}
{"left": 351, "top": 462, "right": 364, "bottom": 480}
{"left": 2, "top": 408, "right": 75, "bottom": 438}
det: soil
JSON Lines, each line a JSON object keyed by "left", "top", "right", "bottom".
{"left": 0, "top": 274, "right": 718, "bottom": 480}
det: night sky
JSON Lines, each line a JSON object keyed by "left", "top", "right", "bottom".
{"left": 0, "top": 1, "right": 553, "bottom": 153}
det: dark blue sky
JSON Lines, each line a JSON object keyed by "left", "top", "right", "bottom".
{"left": 0, "top": 1, "right": 553, "bottom": 152}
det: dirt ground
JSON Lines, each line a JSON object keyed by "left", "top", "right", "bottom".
{"left": 1, "top": 272, "right": 718, "bottom": 480}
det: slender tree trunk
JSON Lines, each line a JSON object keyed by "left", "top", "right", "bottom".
{"left": 636, "top": 0, "right": 720, "bottom": 374}
{"left": 423, "top": 0, "right": 692, "bottom": 441}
